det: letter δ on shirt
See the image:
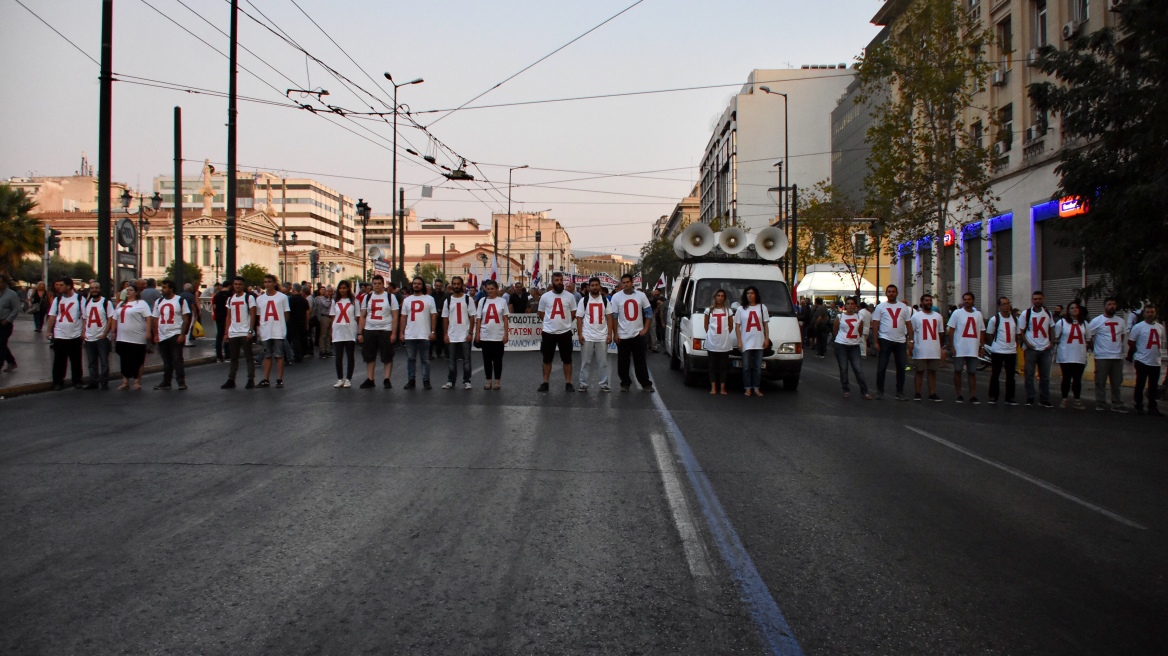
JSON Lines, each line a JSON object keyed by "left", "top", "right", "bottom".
{"left": 401, "top": 294, "right": 437, "bottom": 339}
{"left": 538, "top": 290, "right": 577, "bottom": 334}
{"left": 1053, "top": 319, "right": 1091, "bottom": 364}
{"left": 834, "top": 313, "right": 864, "bottom": 346}
{"left": 1129, "top": 321, "right": 1165, "bottom": 366}
{"left": 361, "top": 292, "right": 399, "bottom": 331}
{"left": 82, "top": 297, "right": 116, "bottom": 342}
{"left": 442, "top": 295, "right": 475, "bottom": 342}
{"left": 872, "top": 301, "right": 912, "bottom": 342}
{"left": 331, "top": 298, "right": 361, "bottom": 342}
{"left": 49, "top": 294, "right": 84, "bottom": 339}
{"left": 226, "top": 293, "right": 256, "bottom": 338}
{"left": 986, "top": 313, "right": 1018, "bottom": 355}
{"left": 256, "top": 291, "right": 290, "bottom": 341}
{"left": 1087, "top": 314, "right": 1127, "bottom": 359}
{"left": 577, "top": 295, "right": 612, "bottom": 343}
{"left": 910, "top": 312, "right": 943, "bottom": 359}
{"left": 734, "top": 304, "right": 770, "bottom": 351}
{"left": 611, "top": 290, "right": 651, "bottom": 339}
{"left": 115, "top": 300, "right": 152, "bottom": 344}
{"left": 153, "top": 296, "right": 190, "bottom": 341}
{"left": 946, "top": 308, "right": 984, "bottom": 358}
{"left": 704, "top": 308, "right": 734, "bottom": 352}
{"left": 476, "top": 297, "right": 510, "bottom": 341}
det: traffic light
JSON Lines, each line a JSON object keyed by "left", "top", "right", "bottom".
{"left": 47, "top": 229, "right": 62, "bottom": 252}
{"left": 309, "top": 250, "right": 320, "bottom": 280}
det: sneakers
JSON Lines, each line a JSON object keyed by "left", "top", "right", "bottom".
{"left": 403, "top": 380, "right": 416, "bottom": 390}
{"left": 442, "top": 382, "right": 454, "bottom": 389}
{"left": 177, "top": 383, "right": 188, "bottom": 391}
{"left": 1005, "top": 399, "right": 1018, "bottom": 406}
{"left": 360, "top": 379, "right": 376, "bottom": 389}
{"left": 275, "top": 380, "right": 284, "bottom": 388}
{"left": 1059, "top": 399, "right": 1069, "bottom": 409}
{"left": 384, "top": 378, "right": 392, "bottom": 389}
{"left": 620, "top": 384, "right": 630, "bottom": 392}
{"left": 423, "top": 381, "right": 432, "bottom": 390}
{"left": 895, "top": 392, "right": 907, "bottom": 401}
{"left": 969, "top": 397, "right": 980, "bottom": 405}
{"left": 222, "top": 379, "right": 237, "bottom": 389}
{"left": 334, "top": 379, "right": 345, "bottom": 388}
{"left": 987, "top": 398, "right": 997, "bottom": 405}
{"left": 537, "top": 382, "right": 550, "bottom": 392}
{"left": 1025, "top": 400, "right": 1035, "bottom": 406}
{"left": 154, "top": 384, "right": 172, "bottom": 391}
{"left": 1072, "top": 399, "right": 1085, "bottom": 409}
{"left": 1039, "top": 400, "right": 1053, "bottom": 408}
{"left": 463, "top": 382, "right": 473, "bottom": 390}
{"left": 343, "top": 379, "right": 351, "bottom": 388}
{"left": 578, "top": 384, "right": 589, "bottom": 393}
{"left": 244, "top": 379, "right": 255, "bottom": 389}
{"left": 914, "top": 393, "right": 923, "bottom": 401}
{"left": 874, "top": 391, "right": 884, "bottom": 400}
{"left": 643, "top": 385, "right": 655, "bottom": 393}
{"left": 955, "top": 395, "right": 964, "bottom": 404}
{"left": 928, "top": 394, "right": 942, "bottom": 402}
{"left": 258, "top": 380, "right": 271, "bottom": 388}
{"left": 1113, "top": 405, "right": 1130, "bottom": 414}
{"left": 599, "top": 385, "right": 612, "bottom": 393}
{"left": 565, "top": 383, "right": 575, "bottom": 393}
{"left": 85, "top": 382, "right": 99, "bottom": 390}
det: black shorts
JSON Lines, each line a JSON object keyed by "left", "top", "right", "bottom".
{"left": 361, "top": 330, "right": 395, "bottom": 363}
{"left": 541, "top": 331, "right": 574, "bottom": 364}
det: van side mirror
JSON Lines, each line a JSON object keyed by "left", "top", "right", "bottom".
{"left": 731, "top": 302, "right": 741, "bottom": 311}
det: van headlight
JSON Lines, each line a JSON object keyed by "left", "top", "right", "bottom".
{"left": 777, "top": 342, "right": 801, "bottom": 354}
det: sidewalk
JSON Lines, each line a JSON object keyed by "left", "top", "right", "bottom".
{"left": 0, "top": 313, "right": 219, "bottom": 398}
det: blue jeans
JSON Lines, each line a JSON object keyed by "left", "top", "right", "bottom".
{"left": 447, "top": 341, "right": 471, "bottom": 384}
{"left": 1024, "top": 347, "right": 1052, "bottom": 403}
{"left": 405, "top": 339, "right": 431, "bottom": 382}
{"left": 741, "top": 349, "right": 763, "bottom": 389}
{"left": 84, "top": 338, "right": 111, "bottom": 385}
{"left": 834, "top": 343, "right": 868, "bottom": 394}
{"left": 876, "top": 338, "right": 907, "bottom": 393}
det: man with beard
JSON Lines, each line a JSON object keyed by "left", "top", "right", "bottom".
{"left": 81, "top": 280, "right": 116, "bottom": 389}
{"left": 441, "top": 276, "right": 475, "bottom": 389}
{"left": 537, "top": 272, "right": 578, "bottom": 393}
{"left": 398, "top": 277, "right": 437, "bottom": 389}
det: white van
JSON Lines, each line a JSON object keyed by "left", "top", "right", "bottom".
{"left": 664, "top": 261, "right": 803, "bottom": 389}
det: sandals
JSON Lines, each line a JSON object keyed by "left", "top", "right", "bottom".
{"left": 484, "top": 381, "right": 493, "bottom": 390}
{"left": 492, "top": 381, "right": 501, "bottom": 390}
{"left": 744, "top": 389, "right": 753, "bottom": 397}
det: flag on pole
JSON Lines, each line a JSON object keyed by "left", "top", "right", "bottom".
{"left": 531, "top": 253, "right": 540, "bottom": 286}
{"left": 489, "top": 255, "right": 499, "bottom": 281}
{"left": 654, "top": 272, "right": 667, "bottom": 290}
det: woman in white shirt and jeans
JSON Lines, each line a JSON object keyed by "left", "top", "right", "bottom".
{"left": 703, "top": 289, "right": 734, "bottom": 396}
{"left": 735, "top": 286, "right": 770, "bottom": 397}
{"left": 1053, "top": 300, "right": 1091, "bottom": 409}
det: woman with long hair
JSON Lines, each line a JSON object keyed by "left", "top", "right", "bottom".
{"left": 703, "top": 289, "right": 734, "bottom": 395}
{"left": 112, "top": 285, "right": 152, "bottom": 390}
{"left": 734, "top": 285, "right": 770, "bottom": 397}
{"left": 330, "top": 280, "right": 360, "bottom": 388}
{"left": 1053, "top": 299, "right": 1091, "bottom": 409}
{"left": 30, "top": 281, "right": 49, "bottom": 332}
{"left": 475, "top": 280, "right": 510, "bottom": 390}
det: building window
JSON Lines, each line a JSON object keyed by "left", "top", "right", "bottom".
{"left": 1069, "top": 0, "right": 1088, "bottom": 24}
{"left": 1033, "top": 0, "right": 1048, "bottom": 48}
{"left": 971, "top": 121, "right": 984, "bottom": 149}
{"left": 203, "top": 237, "right": 211, "bottom": 266}
{"left": 998, "top": 104, "right": 1014, "bottom": 152}
{"left": 853, "top": 233, "right": 869, "bottom": 257}
{"left": 997, "top": 15, "right": 1014, "bottom": 69}
{"left": 424, "top": 243, "right": 431, "bottom": 255}
{"left": 189, "top": 236, "right": 197, "bottom": 262}
{"left": 87, "top": 238, "right": 95, "bottom": 265}
{"left": 146, "top": 236, "right": 154, "bottom": 267}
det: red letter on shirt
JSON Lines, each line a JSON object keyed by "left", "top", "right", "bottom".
{"left": 1067, "top": 324, "right": 1084, "bottom": 344}
{"left": 1149, "top": 328, "right": 1162, "bottom": 350}
{"left": 1032, "top": 317, "right": 1047, "bottom": 338}
{"left": 264, "top": 301, "right": 279, "bottom": 321}
{"left": 713, "top": 313, "right": 724, "bottom": 334}
{"left": 550, "top": 298, "right": 565, "bottom": 320}
{"left": 410, "top": 300, "right": 424, "bottom": 322}
{"left": 962, "top": 317, "right": 978, "bottom": 339}
{"left": 160, "top": 303, "right": 175, "bottom": 324}
{"left": 484, "top": 303, "right": 499, "bottom": 324}
{"left": 336, "top": 301, "right": 350, "bottom": 324}
{"left": 1106, "top": 321, "right": 1118, "bottom": 342}
{"left": 87, "top": 306, "right": 102, "bottom": 328}
{"left": 369, "top": 298, "right": 383, "bottom": 321}
{"left": 58, "top": 301, "right": 74, "bottom": 323}
{"left": 589, "top": 302, "right": 603, "bottom": 324}
{"left": 745, "top": 310, "right": 762, "bottom": 332}
{"left": 624, "top": 299, "right": 639, "bottom": 322}
{"left": 922, "top": 319, "right": 937, "bottom": 342}
{"left": 887, "top": 307, "right": 902, "bottom": 328}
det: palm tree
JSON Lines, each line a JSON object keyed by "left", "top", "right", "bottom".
{"left": 0, "top": 184, "right": 41, "bottom": 274}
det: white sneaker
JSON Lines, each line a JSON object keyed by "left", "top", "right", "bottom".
{"left": 342, "top": 379, "right": 351, "bottom": 388}
{"left": 333, "top": 379, "right": 345, "bottom": 388}
{"left": 577, "top": 384, "right": 589, "bottom": 392}
{"left": 599, "top": 385, "right": 612, "bottom": 393}
{"left": 441, "top": 382, "right": 454, "bottom": 389}
{"left": 463, "top": 382, "right": 473, "bottom": 390}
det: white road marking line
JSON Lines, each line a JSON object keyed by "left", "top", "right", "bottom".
{"left": 648, "top": 430, "right": 712, "bottom": 577}
{"left": 905, "top": 425, "right": 1147, "bottom": 530}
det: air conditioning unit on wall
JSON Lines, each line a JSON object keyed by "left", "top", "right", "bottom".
{"left": 1025, "top": 49, "right": 1040, "bottom": 67}
{"left": 993, "top": 142, "right": 1007, "bottom": 157}
{"left": 991, "top": 69, "right": 1006, "bottom": 87}
{"left": 1063, "top": 21, "right": 1081, "bottom": 40}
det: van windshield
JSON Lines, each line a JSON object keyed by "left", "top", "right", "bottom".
{"left": 691, "top": 279, "right": 794, "bottom": 316}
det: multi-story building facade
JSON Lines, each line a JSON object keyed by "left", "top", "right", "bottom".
{"left": 364, "top": 209, "right": 498, "bottom": 278}
{"left": 491, "top": 211, "right": 574, "bottom": 285}
{"left": 882, "top": 0, "right": 1116, "bottom": 309}
{"left": 830, "top": 29, "right": 889, "bottom": 209}
{"left": 699, "top": 68, "right": 856, "bottom": 230}
{"left": 573, "top": 253, "right": 636, "bottom": 279}
{"left": 7, "top": 174, "right": 130, "bottom": 214}
{"left": 654, "top": 184, "right": 700, "bottom": 242}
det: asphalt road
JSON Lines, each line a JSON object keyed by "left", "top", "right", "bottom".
{"left": 2, "top": 346, "right": 1164, "bottom": 655}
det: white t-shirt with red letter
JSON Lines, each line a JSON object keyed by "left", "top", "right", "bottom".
{"left": 538, "top": 290, "right": 577, "bottom": 335}
{"left": 361, "top": 292, "right": 398, "bottom": 332}
{"left": 872, "top": 301, "right": 912, "bottom": 343}
{"left": 735, "top": 304, "right": 770, "bottom": 351}
{"left": 834, "top": 312, "right": 864, "bottom": 346}
{"left": 1019, "top": 308, "right": 1053, "bottom": 350}
{"left": 577, "top": 295, "right": 612, "bottom": 343}
{"left": 946, "top": 308, "right": 984, "bottom": 358}
{"left": 910, "top": 311, "right": 943, "bottom": 360}
{"left": 612, "top": 290, "right": 651, "bottom": 340}
{"left": 256, "top": 291, "right": 290, "bottom": 341}
{"left": 331, "top": 297, "right": 361, "bottom": 342}
{"left": 115, "top": 300, "right": 152, "bottom": 344}
{"left": 1088, "top": 314, "right": 1127, "bottom": 359}
{"left": 704, "top": 307, "right": 734, "bottom": 353}
{"left": 226, "top": 293, "right": 255, "bottom": 338}
{"left": 153, "top": 296, "right": 190, "bottom": 341}
{"left": 1053, "top": 319, "right": 1091, "bottom": 364}
{"left": 401, "top": 294, "right": 437, "bottom": 340}
{"left": 81, "top": 296, "right": 116, "bottom": 342}
{"left": 986, "top": 313, "right": 1018, "bottom": 355}
{"left": 476, "top": 297, "right": 509, "bottom": 342}
{"left": 1129, "top": 321, "right": 1165, "bottom": 367}
{"left": 442, "top": 294, "right": 475, "bottom": 342}
{"left": 49, "top": 293, "right": 84, "bottom": 340}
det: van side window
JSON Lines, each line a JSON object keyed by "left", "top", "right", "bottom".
{"left": 673, "top": 278, "right": 690, "bottom": 316}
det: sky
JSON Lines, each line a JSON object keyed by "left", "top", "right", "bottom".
{"left": 0, "top": 0, "right": 882, "bottom": 256}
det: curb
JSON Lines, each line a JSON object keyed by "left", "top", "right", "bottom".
{"left": 0, "top": 356, "right": 219, "bottom": 399}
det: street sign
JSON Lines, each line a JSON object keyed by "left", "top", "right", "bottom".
{"left": 116, "top": 218, "right": 137, "bottom": 248}
{"left": 117, "top": 251, "right": 137, "bottom": 266}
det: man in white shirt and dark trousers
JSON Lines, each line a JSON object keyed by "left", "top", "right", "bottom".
{"left": 984, "top": 296, "right": 1019, "bottom": 405}
{"left": 1019, "top": 290, "right": 1054, "bottom": 407}
{"left": 441, "top": 276, "right": 475, "bottom": 390}
{"left": 576, "top": 277, "right": 613, "bottom": 392}
{"left": 151, "top": 279, "right": 191, "bottom": 390}
{"left": 358, "top": 275, "right": 399, "bottom": 389}
{"left": 870, "top": 284, "right": 912, "bottom": 400}
{"left": 537, "top": 272, "right": 578, "bottom": 393}
{"left": 612, "top": 274, "right": 654, "bottom": 392}
{"left": 1127, "top": 304, "right": 1164, "bottom": 416}
{"left": 45, "top": 277, "right": 84, "bottom": 390}
{"left": 221, "top": 276, "right": 257, "bottom": 389}
{"left": 1087, "top": 297, "right": 1128, "bottom": 412}
{"left": 398, "top": 277, "right": 437, "bottom": 389}
{"left": 81, "top": 281, "right": 116, "bottom": 390}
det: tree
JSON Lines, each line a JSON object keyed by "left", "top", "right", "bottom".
{"left": 0, "top": 184, "right": 42, "bottom": 274}
{"left": 14, "top": 257, "right": 96, "bottom": 284}
{"left": 164, "top": 260, "right": 203, "bottom": 291}
{"left": 636, "top": 237, "right": 681, "bottom": 289}
{"left": 413, "top": 262, "right": 445, "bottom": 285}
{"left": 1029, "top": 0, "right": 1168, "bottom": 310}
{"left": 857, "top": 0, "right": 997, "bottom": 312}
{"left": 798, "top": 182, "right": 876, "bottom": 298}
{"left": 238, "top": 263, "right": 268, "bottom": 289}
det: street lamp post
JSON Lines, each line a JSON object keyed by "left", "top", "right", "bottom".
{"left": 274, "top": 229, "right": 297, "bottom": 281}
{"left": 479, "top": 253, "right": 489, "bottom": 283}
{"left": 505, "top": 165, "right": 528, "bottom": 284}
{"left": 121, "top": 189, "right": 162, "bottom": 275}
{"left": 383, "top": 72, "right": 423, "bottom": 285}
{"left": 356, "top": 198, "right": 371, "bottom": 281}
{"left": 214, "top": 245, "right": 222, "bottom": 283}
{"left": 759, "top": 86, "right": 789, "bottom": 275}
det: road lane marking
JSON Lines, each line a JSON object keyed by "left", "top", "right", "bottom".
{"left": 904, "top": 425, "right": 1147, "bottom": 530}
{"left": 648, "top": 431, "right": 711, "bottom": 578}
{"left": 650, "top": 385, "right": 805, "bottom": 656}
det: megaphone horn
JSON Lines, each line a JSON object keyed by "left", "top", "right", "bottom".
{"left": 718, "top": 227, "right": 748, "bottom": 255}
{"left": 754, "top": 227, "right": 788, "bottom": 260}
{"left": 679, "top": 222, "right": 715, "bottom": 257}
{"left": 368, "top": 246, "right": 383, "bottom": 260}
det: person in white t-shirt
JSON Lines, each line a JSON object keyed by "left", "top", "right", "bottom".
{"left": 945, "top": 292, "right": 984, "bottom": 404}
{"left": 442, "top": 276, "right": 476, "bottom": 390}
{"left": 255, "top": 274, "right": 290, "bottom": 388}
{"left": 983, "top": 295, "right": 1019, "bottom": 405}
{"left": 703, "top": 289, "right": 734, "bottom": 396}
{"left": 611, "top": 274, "right": 654, "bottom": 393}
{"left": 537, "top": 272, "right": 578, "bottom": 393}
{"left": 576, "top": 277, "right": 613, "bottom": 392}
{"left": 220, "top": 276, "right": 257, "bottom": 389}
{"left": 151, "top": 279, "right": 191, "bottom": 391}
{"left": 735, "top": 285, "right": 770, "bottom": 397}
{"left": 357, "top": 275, "right": 398, "bottom": 389}
{"left": 857, "top": 303, "right": 873, "bottom": 357}
{"left": 1087, "top": 297, "right": 1128, "bottom": 412}
{"left": 832, "top": 297, "right": 872, "bottom": 399}
{"left": 330, "top": 280, "right": 362, "bottom": 388}
{"left": 45, "top": 277, "right": 85, "bottom": 390}
{"left": 475, "top": 279, "right": 510, "bottom": 389}
{"left": 870, "top": 284, "right": 912, "bottom": 400}
{"left": 1052, "top": 300, "right": 1092, "bottom": 409}
{"left": 81, "top": 280, "right": 116, "bottom": 390}
{"left": 398, "top": 276, "right": 437, "bottom": 389}
{"left": 1018, "top": 290, "right": 1054, "bottom": 407}
{"left": 907, "top": 294, "right": 944, "bottom": 401}
{"left": 1127, "top": 304, "right": 1164, "bottom": 416}
{"left": 112, "top": 285, "right": 153, "bottom": 390}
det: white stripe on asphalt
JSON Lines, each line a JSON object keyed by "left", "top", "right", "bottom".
{"left": 905, "top": 425, "right": 1147, "bottom": 530}
{"left": 648, "top": 430, "right": 712, "bottom": 578}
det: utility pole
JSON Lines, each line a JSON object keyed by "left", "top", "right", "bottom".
{"left": 398, "top": 187, "right": 406, "bottom": 280}
{"left": 224, "top": 0, "right": 239, "bottom": 278}
{"left": 442, "top": 236, "right": 446, "bottom": 279}
{"left": 281, "top": 178, "right": 288, "bottom": 281}
{"left": 173, "top": 106, "right": 184, "bottom": 291}
{"left": 790, "top": 183, "right": 799, "bottom": 285}
{"left": 97, "top": 0, "right": 113, "bottom": 295}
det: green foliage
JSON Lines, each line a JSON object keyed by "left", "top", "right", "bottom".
{"left": 237, "top": 262, "right": 268, "bottom": 289}
{"left": 14, "top": 257, "right": 96, "bottom": 284}
{"left": 857, "top": 0, "right": 997, "bottom": 310}
{"left": 636, "top": 236, "right": 681, "bottom": 287}
{"left": 413, "top": 262, "right": 446, "bottom": 285}
{"left": 798, "top": 182, "right": 874, "bottom": 295}
{"left": 163, "top": 260, "right": 203, "bottom": 291}
{"left": 1029, "top": 0, "right": 1168, "bottom": 309}
{"left": 0, "top": 184, "right": 42, "bottom": 274}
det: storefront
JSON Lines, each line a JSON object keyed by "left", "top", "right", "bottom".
{"left": 1033, "top": 197, "right": 1100, "bottom": 308}
{"left": 962, "top": 222, "right": 983, "bottom": 305}
{"left": 989, "top": 212, "right": 1014, "bottom": 305}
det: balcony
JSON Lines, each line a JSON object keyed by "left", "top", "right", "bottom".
{"left": 992, "top": 155, "right": 1011, "bottom": 175}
